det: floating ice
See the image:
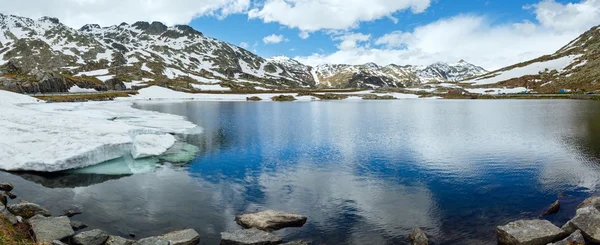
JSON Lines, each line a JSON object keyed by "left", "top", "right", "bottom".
{"left": 0, "top": 91, "right": 201, "bottom": 172}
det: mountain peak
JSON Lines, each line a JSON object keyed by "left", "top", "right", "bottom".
{"left": 458, "top": 59, "right": 466, "bottom": 63}
{"left": 39, "top": 16, "right": 60, "bottom": 24}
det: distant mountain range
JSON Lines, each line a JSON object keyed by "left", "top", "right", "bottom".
{"left": 0, "top": 13, "right": 489, "bottom": 93}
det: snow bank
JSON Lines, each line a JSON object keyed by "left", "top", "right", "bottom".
{"left": 466, "top": 87, "right": 528, "bottom": 94}
{"left": 76, "top": 69, "right": 109, "bottom": 76}
{"left": 468, "top": 55, "right": 580, "bottom": 85}
{"left": 68, "top": 85, "right": 97, "bottom": 93}
{"left": 190, "top": 84, "right": 232, "bottom": 91}
{"left": 0, "top": 90, "right": 42, "bottom": 104}
{"left": 132, "top": 134, "right": 176, "bottom": 159}
{"left": 0, "top": 91, "right": 200, "bottom": 172}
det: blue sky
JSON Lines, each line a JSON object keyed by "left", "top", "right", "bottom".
{"left": 191, "top": 0, "right": 561, "bottom": 58}
{"left": 2, "top": 0, "right": 599, "bottom": 69}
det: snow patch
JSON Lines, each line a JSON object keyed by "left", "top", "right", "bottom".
{"left": 190, "top": 84, "right": 231, "bottom": 91}
{"left": 76, "top": 69, "right": 109, "bottom": 76}
{"left": 68, "top": 85, "right": 97, "bottom": 93}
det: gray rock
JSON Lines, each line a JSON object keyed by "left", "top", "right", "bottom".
{"left": 409, "top": 227, "right": 429, "bottom": 245}
{"left": 1, "top": 207, "right": 20, "bottom": 224}
{"left": 281, "top": 241, "right": 311, "bottom": 245}
{"left": 577, "top": 196, "right": 600, "bottom": 210}
{"left": 71, "top": 220, "right": 88, "bottom": 231}
{"left": 160, "top": 229, "right": 200, "bottom": 245}
{"left": 563, "top": 206, "right": 600, "bottom": 243}
{"left": 73, "top": 229, "right": 109, "bottom": 245}
{"left": 106, "top": 235, "right": 135, "bottom": 245}
{"left": 548, "top": 230, "right": 585, "bottom": 245}
{"left": 0, "top": 182, "right": 14, "bottom": 191}
{"left": 496, "top": 219, "right": 566, "bottom": 245}
{"left": 7, "top": 202, "right": 52, "bottom": 219}
{"left": 235, "top": 210, "right": 307, "bottom": 231}
{"left": 53, "top": 240, "right": 69, "bottom": 245}
{"left": 542, "top": 200, "right": 560, "bottom": 216}
{"left": 28, "top": 215, "right": 75, "bottom": 243}
{"left": 64, "top": 207, "right": 83, "bottom": 217}
{"left": 134, "top": 237, "right": 171, "bottom": 245}
{"left": 220, "top": 228, "right": 283, "bottom": 245}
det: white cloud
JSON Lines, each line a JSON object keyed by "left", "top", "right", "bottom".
{"left": 528, "top": 0, "right": 600, "bottom": 33}
{"left": 262, "top": 34, "right": 288, "bottom": 44}
{"left": 296, "top": 0, "right": 600, "bottom": 70}
{"left": 248, "top": 0, "right": 431, "bottom": 32}
{"left": 299, "top": 31, "right": 310, "bottom": 39}
{"left": 0, "top": 0, "right": 250, "bottom": 27}
{"left": 333, "top": 33, "right": 371, "bottom": 50}
{"left": 239, "top": 42, "right": 249, "bottom": 49}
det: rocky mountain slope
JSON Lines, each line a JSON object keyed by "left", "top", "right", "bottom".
{"left": 0, "top": 13, "right": 488, "bottom": 93}
{"left": 465, "top": 25, "right": 600, "bottom": 93}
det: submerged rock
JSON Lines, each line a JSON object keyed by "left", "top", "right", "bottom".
{"left": 73, "top": 229, "right": 109, "bottom": 245}
{"left": 409, "top": 227, "right": 429, "bottom": 245}
{"left": 135, "top": 237, "right": 170, "bottom": 245}
{"left": 70, "top": 220, "right": 88, "bottom": 231}
{"left": 28, "top": 215, "right": 75, "bottom": 243}
{"left": 220, "top": 228, "right": 283, "bottom": 245}
{"left": 577, "top": 196, "right": 600, "bottom": 210}
{"left": 496, "top": 219, "right": 566, "bottom": 245}
{"left": 0, "top": 182, "right": 14, "bottom": 191}
{"left": 5, "top": 191, "right": 17, "bottom": 199}
{"left": 548, "top": 230, "right": 585, "bottom": 245}
{"left": 235, "top": 210, "right": 307, "bottom": 231}
{"left": 281, "top": 241, "right": 311, "bottom": 245}
{"left": 106, "top": 236, "right": 135, "bottom": 245}
{"left": 562, "top": 206, "right": 600, "bottom": 243}
{"left": 160, "top": 229, "right": 200, "bottom": 245}
{"left": 64, "top": 207, "right": 83, "bottom": 217}
{"left": 542, "top": 200, "right": 561, "bottom": 216}
{"left": 8, "top": 202, "right": 52, "bottom": 218}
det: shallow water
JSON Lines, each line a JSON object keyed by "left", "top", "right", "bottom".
{"left": 4, "top": 99, "right": 600, "bottom": 244}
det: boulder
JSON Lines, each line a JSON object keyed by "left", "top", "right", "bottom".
{"left": 160, "top": 229, "right": 200, "bottom": 245}
{"left": 28, "top": 215, "right": 75, "bottom": 243}
{"left": 106, "top": 236, "right": 135, "bottom": 245}
{"left": 1, "top": 207, "right": 21, "bottom": 224}
{"left": 577, "top": 196, "right": 600, "bottom": 210}
{"left": 496, "top": 220, "right": 566, "bottom": 245}
{"left": 235, "top": 210, "right": 307, "bottom": 231}
{"left": 8, "top": 202, "right": 52, "bottom": 219}
{"left": 548, "top": 230, "right": 585, "bottom": 245}
{"left": 104, "top": 78, "right": 126, "bottom": 91}
{"left": 542, "top": 200, "right": 561, "bottom": 216}
{"left": 562, "top": 206, "right": 600, "bottom": 243}
{"left": 0, "top": 182, "right": 14, "bottom": 191}
{"left": 73, "top": 229, "right": 109, "bottom": 245}
{"left": 64, "top": 207, "right": 83, "bottom": 217}
{"left": 134, "top": 237, "right": 170, "bottom": 245}
{"left": 71, "top": 220, "right": 88, "bottom": 231}
{"left": 409, "top": 227, "right": 429, "bottom": 245}
{"left": 220, "top": 228, "right": 283, "bottom": 245}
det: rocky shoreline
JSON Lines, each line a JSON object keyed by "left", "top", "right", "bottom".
{"left": 2, "top": 180, "right": 598, "bottom": 245}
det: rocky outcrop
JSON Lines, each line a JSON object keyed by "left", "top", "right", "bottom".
{"left": 70, "top": 220, "right": 88, "bottom": 231}
{"left": 562, "top": 206, "right": 600, "bottom": 243}
{"left": 28, "top": 215, "right": 75, "bottom": 243}
{"left": 548, "top": 230, "right": 585, "bottom": 245}
{"left": 496, "top": 220, "right": 566, "bottom": 245}
{"left": 160, "top": 229, "right": 200, "bottom": 245}
{"left": 0, "top": 182, "right": 14, "bottom": 191}
{"left": 220, "top": 228, "right": 283, "bottom": 245}
{"left": 409, "top": 227, "right": 429, "bottom": 245}
{"left": 104, "top": 78, "right": 126, "bottom": 91}
{"left": 73, "top": 229, "right": 110, "bottom": 245}
{"left": 7, "top": 202, "right": 52, "bottom": 219}
{"left": 235, "top": 210, "right": 307, "bottom": 231}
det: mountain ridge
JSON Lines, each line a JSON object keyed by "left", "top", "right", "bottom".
{"left": 0, "top": 13, "right": 488, "bottom": 93}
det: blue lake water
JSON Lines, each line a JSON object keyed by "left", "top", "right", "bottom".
{"left": 3, "top": 99, "right": 600, "bottom": 244}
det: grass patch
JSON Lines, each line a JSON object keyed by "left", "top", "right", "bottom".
{"left": 34, "top": 91, "right": 137, "bottom": 102}
{"left": 0, "top": 215, "right": 35, "bottom": 245}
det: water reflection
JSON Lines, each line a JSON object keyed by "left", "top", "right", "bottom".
{"left": 2, "top": 100, "right": 600, "bottom": 245}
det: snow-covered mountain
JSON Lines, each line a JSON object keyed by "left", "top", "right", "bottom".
{"left": 0, "top": 13, "right": 487, "bottom": 92}
{"left": 276, "top": 60, "right": 488, "bottom": 89}
{"left": 466, "top": 25, "right": 600, "bottom": 93}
